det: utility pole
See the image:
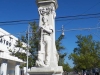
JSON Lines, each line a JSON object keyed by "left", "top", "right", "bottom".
{"left": 26, "top": 25, "right": 30, "bottom": 75}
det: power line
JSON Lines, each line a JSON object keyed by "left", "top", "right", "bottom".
{"left": 56, "top": 16, "right": 100, "bottom": 21}
{"left": 0, "top": 29, "right": 27, "bottom": 38}
{"left": 0, "top": 12, "right": 100, "bottom": 26}
{"left": 87, "top": 29, "right": 100, "bottom": 39}
{"left": 1, "top": 16, "right": 100, "bottom": 26}
{"left": 1, "top": 25, "right": 100, "bottom": 40}
{"left": 56, "top": 13, "right": 100, "bottom": 19}
{"left": 64, "top": 1, "right": 100, "bottom": 27}
{"left": 1, "top": 26, "right": 100, "bottom": 36}
{"left": 57, "top": 27, "right": 100, "bottom": 32}
{"left": 0, "top": 19, "right": 38, "bottom": 24}
{"left": 96, "top": 20, "right": 100, "bottom": 34}
{"left": 0, "top": 22, "right": 31, "bottom": 26}
{"left": 57, "top": 25, "right": 100, "bottom": 39}
{"left": 82, "top": 1, "right": 100, "bottom": 14}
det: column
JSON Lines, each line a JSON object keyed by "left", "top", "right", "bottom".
{"left": 1, "top": 59, "right": 7, "bottom": 75}
{"left": 36, "top": 0, "right": 58, "bottom": 67}
{"left": 15, "top": 62, "right": 20, "bottom": 75}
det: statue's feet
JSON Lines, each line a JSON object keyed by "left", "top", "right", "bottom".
{"left": 44, "top": 63, "right": 50, "bottom": 67}
{"left": 40, "top": 62, "right": 49, "bottom": 67}
{"left": 36, "top": 60, "right": 50, "bottom": 67}
{"left": 36, "top": 60, "right": 46, "bottom": 67}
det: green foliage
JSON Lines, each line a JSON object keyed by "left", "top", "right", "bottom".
{"left": 56, "top": 35, "right": 65, "bottom": 51}
{"left": 63, "top": 62, "right": 72, "bottom": 72}
{"left": 10, "top": 21, "right": 68, "bottom": 68}
{"left": 69, "top": 34, "right": 100, "bottom": 70}
{"left": 56, "top": 35, "right": 67, "bottom": 66}
{"left": 55, "top": 33, "right": 71, "bottom": 71}
{"left": 10, "top": 21, "right": 39, "bottom": 68}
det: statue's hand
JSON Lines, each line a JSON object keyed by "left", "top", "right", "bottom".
{"left": 40, "top": 26, "right": 44, "bottom": 30}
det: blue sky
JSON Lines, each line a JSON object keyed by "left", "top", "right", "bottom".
{"left": 0, "top": 0, "right": 100, "bottom": 67}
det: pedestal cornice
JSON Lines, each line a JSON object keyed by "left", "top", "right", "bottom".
{"left": 36, "top": 0, "right": 58, "bottom": 9}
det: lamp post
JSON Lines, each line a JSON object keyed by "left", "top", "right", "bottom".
{"left": 26, "top": 25, "right": 30, "bottom": 75}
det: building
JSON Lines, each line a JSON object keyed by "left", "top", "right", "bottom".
{"left": 0, "top": 28, "right": 26, "bottom": 75}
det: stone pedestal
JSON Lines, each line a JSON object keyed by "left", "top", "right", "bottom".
{"left": 28, "top": 66, "right": 63, "bottom": 75}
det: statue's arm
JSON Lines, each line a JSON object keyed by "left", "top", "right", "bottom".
{"left": 41, "top": 26, "right": 53, "bottom": 34}
{"left": 44, "top": 28, "right": 53, "bottom": 34}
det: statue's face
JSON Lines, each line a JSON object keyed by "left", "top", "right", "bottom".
{"left": 42, "top": 16, "right": 48, "bottom": 24}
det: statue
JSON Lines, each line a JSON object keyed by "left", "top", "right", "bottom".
{"left": 28, "top": 1, "right": 63, "bottom": 75}
{"left": 36, "top": 15, "right": 53, "bottom": 67}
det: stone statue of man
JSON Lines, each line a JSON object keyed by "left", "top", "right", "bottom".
{"left": 36, "top": 15, "right": 53, "bottom": 67}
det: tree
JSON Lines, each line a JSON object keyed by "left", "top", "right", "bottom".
{"left": 56, "top": 34, "right": 66, "bottom": 66}
{"left": 10, "top": 21, "right": 67, "bottom": 68}
{"left": 9, "top": 21, "right": 39, "bottom": 68}
{"left": 63, "top": 62, "right": 72, "bottom": 72}
{"left": 69, "top": 35, "right": 100, "bottom": 71}
{"left": 56, "top": 34, "right": 71, "bottom": 71}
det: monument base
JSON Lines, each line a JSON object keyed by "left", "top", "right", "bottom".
{"left": 28, "top": 66, "right": 63, "bottom": 75}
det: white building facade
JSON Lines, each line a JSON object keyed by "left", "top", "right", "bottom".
{"left": 0, "top": 28, "right": 25, "bottom": 75}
